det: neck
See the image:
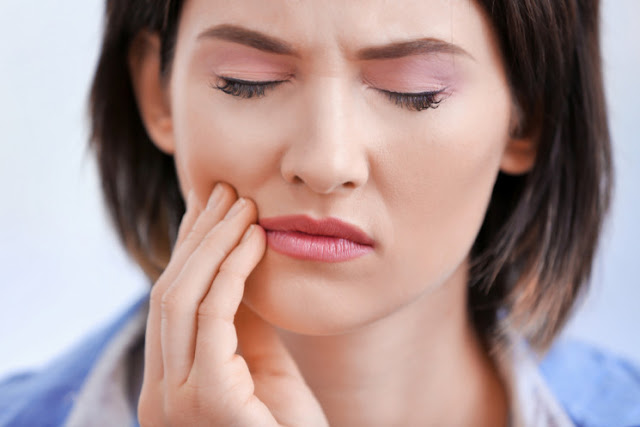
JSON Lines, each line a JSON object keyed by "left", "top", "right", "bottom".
{"left": 276, "top": 264, "right": 508, "bottom": 426}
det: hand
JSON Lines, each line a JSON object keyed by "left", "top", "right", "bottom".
{"left": 138, "top": 183, "right": 329, "bottom": 427}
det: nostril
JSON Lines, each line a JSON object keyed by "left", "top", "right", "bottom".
{"left": 292, "top": 174, "right": 356, "bottom": 192}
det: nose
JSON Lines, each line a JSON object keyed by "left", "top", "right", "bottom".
{"left": 280, "top": 77, "right": 370, "bottom": 195}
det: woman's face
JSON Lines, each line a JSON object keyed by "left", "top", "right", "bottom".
{"left": 149, "top": 0, "right": 530, "bottom": 334}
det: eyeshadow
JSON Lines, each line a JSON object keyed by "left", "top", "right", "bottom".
{"left": 362, "top": 55, "right": 463, "bottom": 93}
{"left": 198, "top": 41, "right": 296, "bottom": 81}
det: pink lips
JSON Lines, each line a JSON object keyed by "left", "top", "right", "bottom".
{"left": 258, "top": 215, "right": 375, "bottom": 262}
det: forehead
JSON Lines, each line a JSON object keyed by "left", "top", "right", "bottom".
{"left": 177, "top": 0, "right": 491, "bottom": 59}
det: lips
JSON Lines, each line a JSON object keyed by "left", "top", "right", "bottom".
{"left": 258, "top": 215, "right": 375, "bottom": 262}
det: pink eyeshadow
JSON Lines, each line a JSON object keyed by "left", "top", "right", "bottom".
{"left": 362, "top": 55, "right": 462, "bottom": 93}
{"left": 202, "top": 42, "right": 296, "bottom": 80}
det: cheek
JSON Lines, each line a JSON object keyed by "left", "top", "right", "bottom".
{"left": 382, "top": 85, "right": 512, "bottom": 288}
{"left": 171, "top": 81, "right": 287, "bottom": 203}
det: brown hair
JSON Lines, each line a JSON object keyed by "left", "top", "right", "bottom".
{"left": 89, "top": 0, "right": 611, "bottom": 349}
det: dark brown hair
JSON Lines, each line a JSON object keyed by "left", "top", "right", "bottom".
{"left": 89, "top": 0, "right": 611, "bottom": 349}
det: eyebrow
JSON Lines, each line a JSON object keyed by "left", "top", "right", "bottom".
{"left": 197, "top": 24, "right": 299, "bottom": 56}
{"left": 355, "top": 38, "right": 472, "bottom": 61}
{"left": 197, "top": 24, "right": 473, "bottom": 61}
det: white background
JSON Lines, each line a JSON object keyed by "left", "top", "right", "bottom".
{"left": 0, "top": 1, "right": 638, "bottom": 380}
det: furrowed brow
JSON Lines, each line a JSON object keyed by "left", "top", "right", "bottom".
{"left": 197, "top": 24, "right": 299, "bottom": 57}
{"left": 355, "top": 38, "right": 473, "bottom": 61}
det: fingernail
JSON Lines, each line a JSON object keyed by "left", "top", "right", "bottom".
{"left": 224, "top": 198, "right": 246, "bottom": 219}
{"left": 206, "top": 183, "right": 224, "bottom": 210}
{"left": 241, "top": 225, "right": 255, "bottom": 242}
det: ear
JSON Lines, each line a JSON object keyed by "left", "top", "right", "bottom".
{"left": 499, "top": 136, "right": 537, "bottom": 175}
{"left": 499, "top": 105, "right": 539, "bottom": 175}
{"left": 128, "top": 31, "right": 175, "bottom": 154}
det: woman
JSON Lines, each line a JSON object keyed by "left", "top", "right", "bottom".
{"left": 1, "top": 0, "right": 639, "bottom": 425}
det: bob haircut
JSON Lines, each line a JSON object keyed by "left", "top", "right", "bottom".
{"left": 89, "top": 0, "right": 612, "bottom": 350}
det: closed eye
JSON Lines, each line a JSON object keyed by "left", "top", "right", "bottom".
{"left": 212, "top": 76, "right": 448, "bottom": 111}
{"left": 212, "top": 76, "right": 284, "bottom": 98}
{"left": 377, "top": 88, "right": 448, "bottom": 111}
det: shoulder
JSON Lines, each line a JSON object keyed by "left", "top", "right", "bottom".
{"left": 0, "top": 296, "right": 147, "bottom": 427}
{"left": 539, "top": 338, "right": 640, "bottom": 427}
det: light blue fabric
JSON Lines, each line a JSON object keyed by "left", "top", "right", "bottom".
{"left": 540, "top": 339, "right": 640, "bottom": 426}
{"left": 0, "top": 295, "right": 639, "bottom": 426}
{"left": 0, "top": 297, "right": 146, "bottom": 427}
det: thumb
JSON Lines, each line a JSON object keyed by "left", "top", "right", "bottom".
{"left": 235, "top": 303, "right": 329, "bottom": 426}
{"left": 235, "top": 303, "right": 303, "bottom": 380}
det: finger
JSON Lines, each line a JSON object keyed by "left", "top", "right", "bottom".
{"left": 235, "top": 304, "right": 304, "bottom": 382}
{"left": 142, "top": 187, "right": 199, "bottom": 384}
{"left": 162, "top": 182, "right": 234, "bottom": 288}
{"left": 138, "top": 190, "right": 202, "bottom": 419}
{"left": 236, "top": 303, "right": 323, "bottom": 425}
{"left": 162, "top": 199, "right": 260, "bottom": 386}
{"left": 145, "top": 183, "right": 233, "bottom": 383}
{"left": 174, "top": 189, "right": 203, "bottom": 252}
{"left": 190, "top": 223, "right": 266, "bottom": 382}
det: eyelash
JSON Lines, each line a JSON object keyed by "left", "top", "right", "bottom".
{"left": 214, "top": 77, "right": 282, "bottom": 99}
{"left": 213, "top": 77, "right": 447, "bottom": 111}
{"left": 378, "top": 89, "right": 446, "bottom": 111}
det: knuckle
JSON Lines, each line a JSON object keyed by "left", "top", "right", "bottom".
{"left": 149, "top": 283, "right": 166, "bottom": 307}
{"left": 196, "top": 298, "right": 219, "bottom": 320}
{"left": 181, "top": 227, "right": 201, "bottom": 248}
{"left": 199, "top": 230, "right": 228, "bottom": 260}
{"left": 217, "top": 262, "right": 249, "bottom": 283}
{"left": 160, "top": 286, "right": 186, "bottom": 317}
{"left": 151, "top": 267, "right": 179, "bottom": 298}
{"left": 196, "top": 300, "right": 237, "bottom": 329}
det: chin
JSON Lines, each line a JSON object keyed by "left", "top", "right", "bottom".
{"left": 241, "top": 248, "right": 428, "bottom": 336}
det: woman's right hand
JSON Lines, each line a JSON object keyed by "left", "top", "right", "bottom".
{"left": 137, "top": 183, "right": 329, "bottom": 427}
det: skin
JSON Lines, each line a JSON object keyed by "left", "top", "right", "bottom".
{"left": 130, "top": 0, "right": 537, "bottom": 425}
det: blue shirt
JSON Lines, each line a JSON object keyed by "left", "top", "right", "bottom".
{"left": 1, "top": 295, "right": 639, "bottom": 426}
